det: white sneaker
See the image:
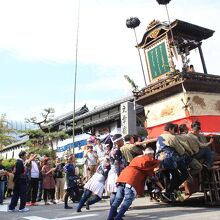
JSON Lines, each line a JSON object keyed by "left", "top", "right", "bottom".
{"left": 19, "top": 207, "right": 29, "bottom": 212}
{"left": 152, "top": 188, "right": 160, "bottom": 193}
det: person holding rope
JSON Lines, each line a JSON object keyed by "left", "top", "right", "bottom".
{"left": 76, "top": 157, "right": 110, "bottom": 212}
{"left": 107, "top": 147, "right": 160, "bottom": 220}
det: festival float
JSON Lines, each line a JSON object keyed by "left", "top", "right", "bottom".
{"left": 134, "top": 1, "right": 220, "bottom": 205}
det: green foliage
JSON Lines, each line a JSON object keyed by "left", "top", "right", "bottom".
{"left": 24, "top": 108, "right": 69, "bottom": 147}
{"left": 25, "top": 107, "right": 55, "bottom": 130}
{"left": 47, "top": 131, "right": 69, "bottom": 141}
{"left": 124, "top": 75, "right": 138, "bottom": 91}
{"left": 0, "top": 114, "right": 15, "bottom": 149}
{"left": 23, "top": 129, "right": 69, "bottom": 150}
{"left": 2, "top": 158, "right": 16, "bottom": 170}
{"left": 26, "top": 129, "right": 45, "bottom": 139}
{"left": 27, "top": 145, "right": 56, "bottom": 159}
{"left": 24, "top": 107, "right": 69, "bottom": 158}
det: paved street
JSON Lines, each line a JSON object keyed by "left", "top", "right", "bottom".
{"left": 1, "top": 194, "right": 220, "bottom": 220}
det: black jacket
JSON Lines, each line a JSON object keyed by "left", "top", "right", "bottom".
{"left": 13, "top": 159, "right": 26, "bottom": 182}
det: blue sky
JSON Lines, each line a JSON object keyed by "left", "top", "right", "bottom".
{"left": 0, "top": 0, "right": 220, "bottom": 122}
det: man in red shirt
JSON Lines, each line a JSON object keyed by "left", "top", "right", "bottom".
{"left": 107, "top": 147, "right": 160, "bottom": 220}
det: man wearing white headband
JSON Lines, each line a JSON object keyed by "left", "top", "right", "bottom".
{"left": 143, "top": 147, "right": 155, "bottom": 155}
{"left": 112, "top": 134, "right": 124, "bottom": 144}
{"left": 107, "top": 147, "right": 160, "bottom": 220}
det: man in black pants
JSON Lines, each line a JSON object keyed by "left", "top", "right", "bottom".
{"left": 156, "top": 123, "right": 190, "bottom": 201}
{"left": 8, "top": 151, "right": 29, "bottom": 212}
{"left": 63, "top": 155, "right": 80, "bottom": 209}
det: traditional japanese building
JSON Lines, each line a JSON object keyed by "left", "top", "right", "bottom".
{"left": 135, "top": 18, "right": 220, "bottom": 204}
{"left": 135, "top": 19, "right": 220, "bottom": 140}
{"left": 48, "top": 96, "right": 145, "bottom": 159}
{"left": 1, "top": 96, "right": 146, "bottom": 161}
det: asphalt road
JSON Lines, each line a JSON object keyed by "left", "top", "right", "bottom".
{"left": 1, "top": 194, "right": 220, "bottom": 220}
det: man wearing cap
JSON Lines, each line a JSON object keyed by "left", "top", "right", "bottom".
{"left": 107, "top": 147, "right": 160, "bottom": 220}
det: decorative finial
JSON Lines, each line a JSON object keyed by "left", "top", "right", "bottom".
{"left": 156, "top": 0, "right": 171, "bottom": 5}
{"left": 126, "top": 17, "right": 141, "bottom": 29}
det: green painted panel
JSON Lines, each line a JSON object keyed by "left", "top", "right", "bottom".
{"left": 147, "top": 41, "right": 170, "bottom": 79}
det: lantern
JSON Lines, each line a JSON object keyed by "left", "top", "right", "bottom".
{"left": 126, "top": 17, "right": 141, "bottom": 29}
{"left": 156, "top": 0, "right": 171, "bottom": 5}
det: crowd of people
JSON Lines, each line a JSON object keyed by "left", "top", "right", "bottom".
{"left": 0, "top": 152, "right": 81, "bottom": 211}
{"left": 0, "top": 120, "right": 215, "bottom": 220}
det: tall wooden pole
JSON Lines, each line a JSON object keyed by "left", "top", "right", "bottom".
{"left": 72, "top": 0, "right": 81, "bottom": 154}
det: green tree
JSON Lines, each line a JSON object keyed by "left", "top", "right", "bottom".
{"left": 25, "top": 108, "right": 69, "bottom": 157}
{"left": 2, "top": 158, "right": 16, "bottom": 170}
{"left": 25, "top": 107, "right": 55, "bottom": 130}
{"left": 0, "top": 114, "right": 15, "bottom": 149}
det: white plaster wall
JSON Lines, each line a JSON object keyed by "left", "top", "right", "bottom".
{"left": 188, "top": 92, "right": 220, "bottom": 116}
{"left": 144, "top": 93, "right": 186, "bottom": 127}
{"left": 144, "top": 91, "right": 220, "bottom": 127}
{"left": 0, "top": 145, "right": 28, "bottom": 159}
{"left": 109, "top": 122, "right": 120, "bottom": 135}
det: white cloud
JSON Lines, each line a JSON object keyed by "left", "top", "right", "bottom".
{"left": 0, "top": 0, "right": 76, "bottom": 62}
{"left": 0, "top": 0, "right": 219, "bottom": 74}
{"left": 77, "top": 74, "right": 134, "bottom": 93}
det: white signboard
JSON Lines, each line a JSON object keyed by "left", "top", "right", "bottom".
{"left": 120, "top": 101, "right": 136, "bottom": 136}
